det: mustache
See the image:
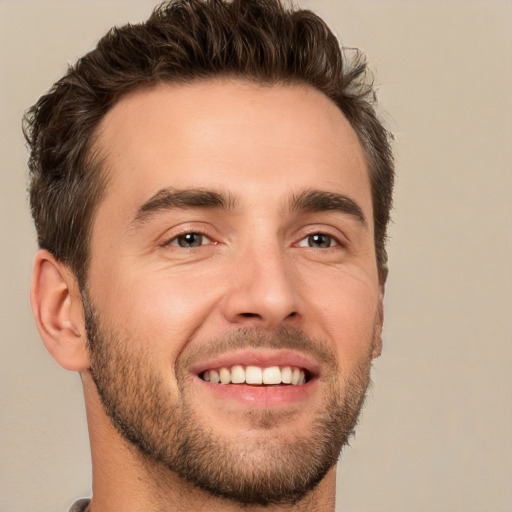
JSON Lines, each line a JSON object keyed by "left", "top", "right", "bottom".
{"left": 176, "top": 326, "right": 337, "bottom": 371}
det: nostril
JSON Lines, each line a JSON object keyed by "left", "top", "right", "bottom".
{"left": 240, "top": 312, "right": 261, "bottom": 318}
{"left": 239, "top": 311, "right": 297, "bottom": 320}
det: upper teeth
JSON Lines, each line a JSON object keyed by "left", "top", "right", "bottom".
{"left": 202, "top": 365, "right": 307, "bottom": 385}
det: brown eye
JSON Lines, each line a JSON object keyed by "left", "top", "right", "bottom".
{"left": 298, "top": 233, "right": 337, "bottom": 249}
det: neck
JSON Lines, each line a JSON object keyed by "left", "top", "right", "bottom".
{"left": 82, "top": 376, "right": 337, "bottom": 512}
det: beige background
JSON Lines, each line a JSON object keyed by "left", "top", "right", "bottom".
{"left": 1, "top": 1, "right": 511, "bottom": 511}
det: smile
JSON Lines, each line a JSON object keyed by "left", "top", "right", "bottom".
{"left": 201, "top": 365, "right": 308, "bottom": 386}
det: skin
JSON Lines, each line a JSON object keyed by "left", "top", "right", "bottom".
{"left": 31, "top": 79, "right": 384, "bottom": 511}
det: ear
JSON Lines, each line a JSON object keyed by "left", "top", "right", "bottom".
{"left": 371, "top": 285, "right": 385, "bottom": 359}
{"left": 31, "top": 250, "right": 90, "bottom": 371}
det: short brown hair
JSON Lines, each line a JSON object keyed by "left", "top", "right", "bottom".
{"left": 24, "top": 0, "right": 394, "bottom": 286}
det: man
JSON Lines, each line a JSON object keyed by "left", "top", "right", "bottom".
{"left": 24, "top": 0, "right": 394, "bottom": 510}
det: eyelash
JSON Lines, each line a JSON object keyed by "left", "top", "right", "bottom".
{"left": 163, "top": 231, "right": 214, "bottom": 248}
{"left": 162, "top": 230, "right": 345, "bottom": 251}
{"left": 296, "top": 232, "right": 342, "bottom": 249}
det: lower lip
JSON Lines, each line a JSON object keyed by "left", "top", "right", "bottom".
{"left": 195, "top": 377, "right": 317, "bottom": 407}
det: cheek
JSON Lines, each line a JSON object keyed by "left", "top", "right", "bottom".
{"left": 305, "top": 271, "right": 379, "bottom": 366}
{"left": 89, "top": 263, "right": 223, "bottom": 359}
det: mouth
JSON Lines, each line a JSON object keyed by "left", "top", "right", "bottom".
{"left": 201, "top": 365, "right": 310, "bottom": 386}
{"left": 190, "top": 350, "right": 319, "bottom": 406}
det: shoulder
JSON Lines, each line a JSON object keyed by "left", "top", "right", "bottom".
{"left": 68, "top": 498, "right": 90, "bottom": 512}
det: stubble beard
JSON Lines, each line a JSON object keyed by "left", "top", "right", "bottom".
{"left": 84, "top": 299, "right": 374, "bottom": 507}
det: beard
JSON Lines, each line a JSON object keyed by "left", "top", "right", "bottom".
{"left": 84, "top": 298, "right": 373, "bottom": 507}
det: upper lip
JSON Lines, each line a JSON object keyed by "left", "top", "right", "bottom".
{"left": 189, "top": 349, "right": 321, "bottom": 377}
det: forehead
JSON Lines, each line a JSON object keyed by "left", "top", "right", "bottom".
{"left": 93, "top": 79, "right": 371, "bottom": 220}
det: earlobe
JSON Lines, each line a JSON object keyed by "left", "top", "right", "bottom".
{"left": 31, "top": 250, "right": 90, "bottom": 372}
{"left": 371, "top": 286, "right": 385, "bottom": 359}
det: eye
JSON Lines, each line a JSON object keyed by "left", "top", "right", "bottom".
{"left": 167, "top": 232, "right": 212, "bottom": 248}
{"left": 298, "top": 233, "right": 338, "bottom": 249}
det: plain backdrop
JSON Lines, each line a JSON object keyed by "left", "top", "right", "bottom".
{"left": 1, "top": 1, "right": 511, "bottom": 511}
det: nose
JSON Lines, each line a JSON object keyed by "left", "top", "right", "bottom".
{"left": 221, "top": 243, "right": 301, "bottom": 329}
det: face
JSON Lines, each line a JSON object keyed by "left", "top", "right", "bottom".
{"left": 85, "top": 80, "right": 382, "bottom": 505}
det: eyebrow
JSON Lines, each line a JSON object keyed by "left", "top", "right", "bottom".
{"left": 290, "top": 189, "right": 367, "bottom": 227}
{"left": 131, "top": 186, "right": 367, "bottom": 229}
{"left": 131, "top": 187, "right": 237, "bottom": 226}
